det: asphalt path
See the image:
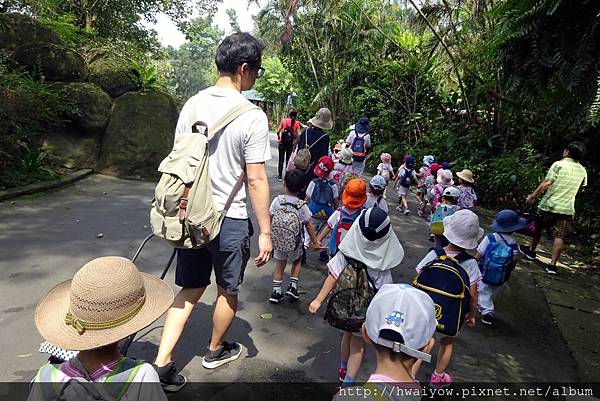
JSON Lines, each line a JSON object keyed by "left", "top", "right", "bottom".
{"left": 0, "top": 133, "right": 578, "bottom": 396}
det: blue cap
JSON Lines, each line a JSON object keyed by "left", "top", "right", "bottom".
{"left": 405, "top": 155, "right": 414, "bottom": 166}
{"left": 442, "top": 161, "right": 450, "bottom": 170}
{"left": 491, "top": 209, "right": 527, "bottom": 233}
{"left": 355, "top": 117, "right": 370, "bottom": 133}
{"left": 370, "top": 175, "right": 387, "bottom": 188}
{"left": 359, "top": 207, "right": 391, "bottom": 240}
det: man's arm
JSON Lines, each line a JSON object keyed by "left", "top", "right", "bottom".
{"left": 246, "top": 162, "right": 272, "bottom": 267}
{"left": 526, "top": 179, "right": 553, "bottom": 204}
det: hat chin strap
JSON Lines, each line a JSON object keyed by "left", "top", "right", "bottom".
{"left": 377, "top": 338, "right": 432, "bottom": 363}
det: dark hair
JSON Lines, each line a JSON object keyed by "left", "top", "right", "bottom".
{"left": 373, "top": 329, "right": 416, "bottom": 361}
{"left": 289, "top": 110, "right": 298, "bottom": 119}
{"left": 566, "top": 141, "right": 586, "bottom": 161}
{"left": 370, "top": 184, "right": 384, "bottom": 196}
{"left": 458, "top": 178, "right": 474, "bottom": 187}
{"left": 285, "top": 169, "right": 305, "bottom": 194}
{"left": 442, "top": 195, "right": 458, "bottom": 205}
{"left": 215, "top": 33, "right": 264, "bottom": 74}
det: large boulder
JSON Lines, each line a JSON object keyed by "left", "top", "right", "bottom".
{"left": 43, "top": 129, "right": 100, "bottom": 170}
{"left": 98, "top": 91, "right": 178, "bottom": 178}
{"left": 14, "top": 43, "right": 87, "bottom": 81}
{"left": 52, "top": 82, "right": 113, "bottom": 135}
{"left": 0, "top": 13, "right": 62, "bottom": 52}
{"left": 87, "top": 54, "right": 140, "bottom": 97}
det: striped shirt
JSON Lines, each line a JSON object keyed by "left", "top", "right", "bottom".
{"left": 538, "top": 158, "right": 587, "bottom": 216}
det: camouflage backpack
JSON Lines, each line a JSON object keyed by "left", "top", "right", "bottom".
{"left": 270, "top": 195, "right": 304, "bottom": 253}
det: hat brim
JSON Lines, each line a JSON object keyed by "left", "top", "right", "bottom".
{"left": 310, "top": 118, "right": 333, "bottom": 130}
{"left": 437, "top": 177, "right": 454, "bottom": 186}
{"left": 34, "top": 273, "right": 173, "bottom": 351}
{"left": 443, "top": 227, "right": 484, "bottom": 250}
{"left": 491, "top": 217, "right": 526, "bottom": 233}
{"left": 456, "top": 172, "right": 474, "bottom": 183}
{"left": 342, "top": 193, "right": 367, "bottom": 209}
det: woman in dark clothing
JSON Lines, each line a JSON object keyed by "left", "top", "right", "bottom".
{"left": 296, "top": 107, "right": 332, "bottom": 189}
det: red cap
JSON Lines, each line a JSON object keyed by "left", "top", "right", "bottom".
{"left": 313, "top": 156, "right": 334, "bottom": 178}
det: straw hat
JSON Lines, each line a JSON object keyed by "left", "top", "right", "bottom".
{"left": 456, "top": 169, "right": 475, "bottom": 184}
{"left": 34, "top": 256, "right": 174, "bottom": 351}
{"left": 342, "top": 178, "right": 367, "bottom": 209}
{"left": 308, "top": 107, "right": 333, "bottom": 130}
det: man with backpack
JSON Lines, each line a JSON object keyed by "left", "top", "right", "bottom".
{"left": 151, "top": 33, "right": 272, "bottom": 389}
{"left": 276, "top": 109, "right": 301, "bottom": 181}
{"left": 476, "top": 210, "right": 526, "bottom": 326}
{"left": 345, "top": 117, "right": 371, "bottom": 177}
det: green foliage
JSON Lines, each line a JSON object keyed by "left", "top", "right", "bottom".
{"left": 253, "top": 56, "right": 293, "bottom": 123}
{"left": 37, "top": 13, "right": 90, "bottom": 46}
{"left": 131, "top": 60, "right": 160, "bottom": 91}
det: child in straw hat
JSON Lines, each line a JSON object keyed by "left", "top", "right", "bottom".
{"left": 456, "top": 169, "right": 477, "bottom": 211}
{"left": 27, "top": 256, "right": 174, "bottom": 400}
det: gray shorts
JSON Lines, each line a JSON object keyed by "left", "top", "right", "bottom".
{"left": 273, "top": 246, "right": 303, "bottom": 262}
{"left": 397, "top": 185, "right": 411, "bottom": 196}
{"left": 176, "top": 218, "right": 252, "bottom": 295}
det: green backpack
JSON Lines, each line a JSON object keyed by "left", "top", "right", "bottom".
{"left": 150, "top": 102, "right": 259, "bottom": 248}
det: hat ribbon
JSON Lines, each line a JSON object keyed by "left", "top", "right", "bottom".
{"left": 65, "top": 294, "right": 146, "bottom": 335}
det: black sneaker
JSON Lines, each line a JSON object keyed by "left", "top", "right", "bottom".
{"left": 518, "top": 244, "right": 537, "bottom": 260}
{"left": 285, "top": 284, "right": 299, "bottom": 301}
{"left": 546, "top": 264, "right": 558, "bottom": 275}
{"left": 153, "top": 362, "right": 187, "bottom": 392}
{"left": 481, "top": 314, "right": 494, "bottom": 327}
{"left": 319, "top": 250, "right": 329, "bottom": 262}
{"left": 276, "top": 175, "right": 283, "bottom": 181}
{"left": 269, "top": 290, "right": 284, "bottom": 304}
{"left": 202, "top": 341, "right": 243, "bottom": 369}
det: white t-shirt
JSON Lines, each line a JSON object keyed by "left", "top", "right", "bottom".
{"left": 269, "top": 195, "right": 312, "bottom": 224}
{"left": 328, "top": 252, "right": 393, "bottom": 289}
{"left": 346, "top": 131, "right": 372, "bottom": 149}
{"left": 327, "top": 207, "right": 362, "bottom": 228}
{"left": 364, "top": 193, "right": 389, "bottom": 213}
{"left": 175, "top": 86, "right": 270, "bottom": 219}
{"left": 377, "top": 163, "right": 394, "bottom": 179}
{"left": 477, "top": 233, "right": 518, "bottom": 256}
{"left": 306, "top": 179, "right": 340, "bottom": 200}
{"left": 416, "top": 249, "right": 481, "bottom": 285}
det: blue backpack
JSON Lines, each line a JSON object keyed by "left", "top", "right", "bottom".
{"left": 479, "top": 234, "right": 516, "bottom": 285}
{"left": 308, "top": 178, "right": 335, "bottom": 219}
{"left": 412, "top": 248, "right": 472, "bottom": 336}
{"left": 429, "top": 204, "right": 455, "bottom": 235}
{"left": 329, "top": 208, "right": 362, "bottom": 256}
{"left": 400, "top": 167, "right": 415, "bottom": 188}
{"left": 351, "top": 133, "right": 367, "bottom": 162}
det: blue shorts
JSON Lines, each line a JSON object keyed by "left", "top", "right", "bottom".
{"left": 176, "top": 218, "right": 252, "bottom": 295}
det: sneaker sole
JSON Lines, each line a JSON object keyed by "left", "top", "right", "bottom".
{"left": 545, "top": 269, "right": 557, "bottom": 275}
{"left": 481, "top": 320, "right": 493, "bottom": 326}
{"left": 285, "top": 291, "right": 300, "bottom": 300}
{"left": 269, "top": 297, "right": 283, "bottom": 304}
{"left": 202, "top": 345, "right": 243, "bottom": 369}
{"left": 161, "top": 376, "right": 187, "bottom": 393}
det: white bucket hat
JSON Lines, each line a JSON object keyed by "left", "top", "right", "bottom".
{"left": 437, "top": 169, "right": 454, "bottom": 186}
{"left": 442, "top": 209, "right": 484, "bottom": 249}
{"left": 365, "top": 284, "right": 437, "bottom": 362}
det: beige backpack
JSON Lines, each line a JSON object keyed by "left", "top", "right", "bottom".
{"left": 150, "top": 101, "right": 259, "bottom": 248}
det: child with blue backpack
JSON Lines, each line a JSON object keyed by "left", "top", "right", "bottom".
{"left": 475, "top": 209, "right": 525, "bottom": 326}
{"left": 305, "top": 156, "right": 339, "bottom": 261}
{"left": 429, "top": 186, "right": 460, "bottom": 248}
{"left": 317, "top": 179, "right": 367, "bottom": 259}
{"left": 394, "top": 155, "right": 420, "bottom": 215}
{"left": 413, "top": 210, "right": 483, "bottom": 388}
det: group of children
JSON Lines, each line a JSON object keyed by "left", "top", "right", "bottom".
{"left": 26, "top": 146, "right": 527, "bottom": 399}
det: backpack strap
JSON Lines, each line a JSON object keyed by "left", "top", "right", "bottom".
{"left": 432, "top": 247, "right": 446, "bottom": 257}
{"left": 455, "top": 251, "right": 475, "bottom": 264}
{"left": 487, "top": 233, "right": 496, "bottom": 244}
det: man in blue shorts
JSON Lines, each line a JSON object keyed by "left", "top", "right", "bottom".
{"left": 152, "top": 33, "right": 272, "bottom": 391}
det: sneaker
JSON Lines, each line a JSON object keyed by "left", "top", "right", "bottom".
{"left": 286, "top": 284, "right": 299, "bottom": 301}
{"left": 430, "top": 371, "right": 452, "bottom": 388}
{"left": 276, "top": 175, "right": 283, "bottom": 181}
{"left": 395, "top": 205, "right": 403, "bottom": 212}
{"left": 153, "top": 362, "right": 187, "bottom": 392}
{"left": 319, "top": 250, "right": 329, "bottom": 262}
{"left": 546, "top": 264, "right": 558, "bottom": 275}
{"left": 417, "top": 209, "right": 424, "bottom": 217}
{"left": 404, "top": 209, "right": 410, "bottom": 215}
{"left": 202, "top": 341, "right": 243, "bottom": 369}
{"left": 481, "top": 314, "right": 494, "bottom": 326}
{"left": 518, "top": 244, "right": 537, "bottom": 260}
{"left": 338, "top": 367, "right": 347, "bottom": 381}
{"left": 269, "top": 290, "right": 284, "bottom": 304}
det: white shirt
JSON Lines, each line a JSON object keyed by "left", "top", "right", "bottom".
{"left": 175, "top": 86, "right": 270, "bottom": 219}
{"left": 269, "top": 195, "right": 312, "bottom": 224}
{"left": 306, "top": 179, "right": 340, "bottom": 200}
{"left": 477, "top": 233, "right": 518, "bottom": 256}
{"left": 328, "top": 252, "right": 393, "bottom": 289}
{"left": 327, "top": 207, "right": 362, "bottom": 228}
{"left": 345, "top": 131, "right": 372, "bottom": 148}
{"left": 416, "top": 249, "right": 481, "bottom": 285}
{"left": 377, "top": 163, "right": 394, "bottom": 179}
